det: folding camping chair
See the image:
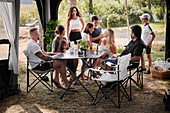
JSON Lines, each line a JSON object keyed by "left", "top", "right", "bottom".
{"left": 23, "top": 50, "right": 54, "bottom": 92}
{"left": 89, "top": 54, "right": 131, "bottom": 108}
{"left": 128, "top": 49, "right": 146, "bottom": 89}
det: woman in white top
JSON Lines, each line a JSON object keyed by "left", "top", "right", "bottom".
{"left": 67, "top": 7, "right": 84, "bottom": 82}
{"left": 94, "top": 28, "right": 117, "bottom": 67}
{"left": 67, "top": 6, "right": 84, "bottom": 44}
{"left": 81, "top": 23, "right": 94, "bottom": 80}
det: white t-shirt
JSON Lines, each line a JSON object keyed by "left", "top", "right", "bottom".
{"left": 141, "top": 23, "right": 154, "bottom": 45}
{"left": 70, "top": 16, "right": 82, "bottom": 30}
{"left": 82, "top": 33, "right": 90, "bottom": 41}
{"left": 26, "top": 39, "right": 43, "bottom": 69}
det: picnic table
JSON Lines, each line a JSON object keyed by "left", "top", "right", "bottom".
{"left": 52, "top": 48, "right": 110, "bottom": 99}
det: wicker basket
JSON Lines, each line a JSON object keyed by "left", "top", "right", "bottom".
{"left": 151, "top": 68, "right": 170, "bottom": 79}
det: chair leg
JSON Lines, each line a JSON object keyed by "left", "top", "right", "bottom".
{"left": 51, "top": 70, "right": 53, "bottom": 91}
{"left": 27, "top": 69, "right": 29, "bottom": 93}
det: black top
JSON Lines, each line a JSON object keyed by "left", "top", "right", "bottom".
{"left": 52, "top": 37, "right": 66, "bottom": 52}
{"left": 90, "top": 27, "right": 102, "bottom": 44}
{"left": 120, "top": 39, "right": 146, "bottom": 57}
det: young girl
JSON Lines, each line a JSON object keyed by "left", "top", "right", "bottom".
{"left": 81, "top": 23, "right": 94, "bottom": 80}
{"left": 57, "top": 39, "right": 68, "bottom": 53}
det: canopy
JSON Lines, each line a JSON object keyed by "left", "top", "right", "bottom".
{"left": 0, "top": 0, "right": 20, "bottom": 99}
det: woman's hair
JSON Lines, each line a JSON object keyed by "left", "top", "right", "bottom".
{"left": 84, "top": 23, "right": 93, "bottom": 34}
{"left": 57, "top": 39, "right": 67, "bottom": 53}
{"left": 55, "top": 25, "right": 65, "bottom": 35}
{"left": 67, "top": 6, "right": 82, "bottom": 21}
{"left": 105, "top": 28, "right": 115, "bottom": 49}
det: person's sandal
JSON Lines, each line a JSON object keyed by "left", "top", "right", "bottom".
{"left": 53, "top": 80, "right": 63, "bottom": 89}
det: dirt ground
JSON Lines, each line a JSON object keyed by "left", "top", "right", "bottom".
{"left": 0, "top": 27, "right": 169, "bottom": 113}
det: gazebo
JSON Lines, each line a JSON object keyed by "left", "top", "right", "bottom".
{"left": 0, "top": 0, "right": 169, "bottom": 99}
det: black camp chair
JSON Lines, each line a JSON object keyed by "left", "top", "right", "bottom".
{"left": 128, "top": 49, "right": 146, "bottom": 90}
{"left": 23, "top": 50, "right": 54, "bottom": 92}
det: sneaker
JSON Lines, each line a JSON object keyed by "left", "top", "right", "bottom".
{"left": 144, "top": 70, "right": 151, "bottom": 74}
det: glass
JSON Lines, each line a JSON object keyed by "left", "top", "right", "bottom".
{"left": 93, "top": 43, "right": 97, "bottom": 54}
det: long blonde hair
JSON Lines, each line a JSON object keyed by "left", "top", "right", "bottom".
{"left": 105, "top": 28, "right": 115, "bottom": 49}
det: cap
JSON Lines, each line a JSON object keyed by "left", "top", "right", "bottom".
{"left": 139, "top": 13, "right": 151, "bottom": 20}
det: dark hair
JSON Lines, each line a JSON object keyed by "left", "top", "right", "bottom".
{"left": 57, "top": 39, "right": 67, "bottom": 53}
{"left": 131, "top": 25, "right": 142, "bottom": 39}
{"left": 84, "top": 23, "right": 93, "bottom": 34}
{"left": 91, "top": 15, "right": 99, "bottom": 22}
{"left": 55, "top": 25, "right": 65, "bottom": 35}
{"left": 29, "top": 28, "right": 37, "bottom": 33}
{"left": 67, "top": 6, "right": 82, "bottom": 21}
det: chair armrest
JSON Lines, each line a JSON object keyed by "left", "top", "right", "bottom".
{"left": 29, "top": 60, "right": 53, "bottom": 64}
{"left": 106, "top": 62, "right": 118, "bottom": 68}
{"left": 89, "top": 68, "right": 120, "bottom": 73}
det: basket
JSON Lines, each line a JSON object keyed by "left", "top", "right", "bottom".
{"left": 151, "top": 67, "right": 170, "bottom": 79}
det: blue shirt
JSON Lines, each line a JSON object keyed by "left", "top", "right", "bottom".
{"left": 90, "top": 27, "right": 102, "bottom": 44}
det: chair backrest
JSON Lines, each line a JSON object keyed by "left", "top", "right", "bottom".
{"left": 23, "top": 49, "right": 29, "bottom": 59}
{"left": 117, "top": 53, "right": 131, "bottom": 79}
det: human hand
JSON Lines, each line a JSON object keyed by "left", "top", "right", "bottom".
{"left": 147, "top": 43, "right": 152, "bottom": 48}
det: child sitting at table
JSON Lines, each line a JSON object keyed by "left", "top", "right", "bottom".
{"left": 81, "top": 23, "right": 94, "bottom": 80}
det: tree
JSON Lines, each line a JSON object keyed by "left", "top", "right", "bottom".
{"left": 89, "top": 0, "right": 93, "bottom": 14}
{"left": 148, "top": 0, "right": 151, "bottom": 12}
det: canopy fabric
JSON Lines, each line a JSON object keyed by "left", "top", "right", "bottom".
{"left": 0, "top": 1, "right": 19, "bottom": 74}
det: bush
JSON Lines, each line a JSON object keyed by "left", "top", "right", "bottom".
{"left": 44, "top": 20, "right": 60, "bottom": 52}
{"left": 117, "top": 47, "right": 124, "bottom": 54}
{"left": 20, "top": 8, "right": 39, "bottom": 26}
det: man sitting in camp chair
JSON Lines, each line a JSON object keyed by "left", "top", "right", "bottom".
{"left": 100, "top": 25, "right": 146, "bottom": 88}
{"left": 26, "top": 28, "right": 77, "bottom": 91}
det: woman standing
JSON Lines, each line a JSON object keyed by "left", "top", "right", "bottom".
{"left": 67, "top": 6, "right": 84, "bottom": 82}
{"left": 67, "top": 6, "right": 84, "bottom": 44}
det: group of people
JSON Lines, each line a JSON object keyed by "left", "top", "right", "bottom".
{"left": 26, "top": 6, "right": 155, "bottom": 91}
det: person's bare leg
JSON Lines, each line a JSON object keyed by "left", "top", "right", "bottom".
{"left": 142, "top": 54, "right": 145, "bottom": 69}
{"left": 53, "top": 61, "right": 60, "bottom": 83}
{"left": 73, "top": 59, "right": 78, "bottom": 71}
{"left": 59, "top": 63, "right": 69, "bottom": 88}
{"left": 147, "top": 54, "right": 152, "bottom": 71}
{"left": 81, "top": 61, "right": 86, "bottom": 79}
{"left": 53, "top": 69, "right": 60, "bottom": 83}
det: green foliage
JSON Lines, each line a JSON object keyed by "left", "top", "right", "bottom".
{"left": 20, "top": 8, "right": 39, "bottom": 26}
{"left": 19, "top": 66, "right": 27, "bottom": 75}
{"left": 117, "top": 47, "right": 124, "bottom": 54}
{"left": 58, "top": 0, "right": 164, "bottom": 28}
{"left": 44, "top": 20, "right": 60, "bottom": 52}
{"left": 77, "top": 40, "right": 89, "bottom": 50}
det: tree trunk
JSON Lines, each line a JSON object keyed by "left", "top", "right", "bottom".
{"left": 89, "top": 0, "right": 93, "bottom": 14}
{"left": 162, "top": 0, "right": 165, "bottom": 15}
{"left": 69, "top": 0, "right": 76, "bottom": 7}
{"left": 148, "top": 0, "right": 151, "bottom": 12}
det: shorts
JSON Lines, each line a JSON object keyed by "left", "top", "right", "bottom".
{"left": 69, "top": 31, "right": 82, "bottom": 44}
{"left": 33, "top": 63, "right": 53, "bottom": 71}
{"left": 146, "top": 46, "right": 151, "bottom": 54}
{"left": 101, "top": 58, "right": 118, "bottom": 66}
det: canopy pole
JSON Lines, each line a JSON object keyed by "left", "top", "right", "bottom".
{"left": 125, "top": 0, "right": 130, "bottom": 42}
